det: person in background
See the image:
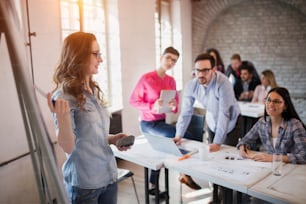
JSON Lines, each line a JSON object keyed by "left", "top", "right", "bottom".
{"left": 252, "top": 69, "right": 278, "bottom": 103}
{"left": 207, "top": 48, "right": 225, "bottom": 73}
{"left": 129, "top": 46, "right": 181, "bottom": 194}
{"left": 47, "top": 32, "right": 131, "bottom": 204}
{"left": 234, "top": 64, "right": 261, "bottom": 101}
{"left": 225, "top": 53, "right": 260, "bottom": 87}
{"left": 174, "top": 53, "right": 242, "bottom": 195}
{"left": 129, "top": 46, "right": 180, "bottom": 138}
{"left": 237, "top": 87, "right": 306, "bottom": 164}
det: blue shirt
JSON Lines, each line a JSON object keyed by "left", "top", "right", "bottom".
{"left": 176, "top": 72, "right": 240, "bottom": 144}
{"left": 237, "top": 117, "right": 306, "bottom": 164}
{"left": 52, "top": 89, "right": 117, "bottom": 189}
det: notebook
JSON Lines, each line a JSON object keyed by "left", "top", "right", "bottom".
{"left": 144, "top": 134, "right": 191, "bottom": 156}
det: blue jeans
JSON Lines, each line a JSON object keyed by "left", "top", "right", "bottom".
{"left": 66, "top": 182, "right": 118, "bottom": 204}
{"left": 140, "top": 119, "right": 194, "bottom": 184}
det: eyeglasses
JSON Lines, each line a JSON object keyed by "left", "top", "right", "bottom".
{"left": 265, "top": 97, "right": 284, "bottom": 105}
{"left": 91, "top": 52, "right": 102, "bottom": 59}
{"left": 195, "top": 68, "right": 212, "bottom": 74}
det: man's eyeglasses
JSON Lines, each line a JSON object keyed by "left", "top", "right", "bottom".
{"left": 265, "top": 97, "right": 284, "bottom": 105}
{"left": 195, "top": 68, "right": 212, "bottom": 74}
{"left": 91, "top": 52, "right": 102, "bottom": 59}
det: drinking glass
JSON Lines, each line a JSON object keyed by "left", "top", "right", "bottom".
{"left": 272, "top": 153, "right": 283, "bottom": 176}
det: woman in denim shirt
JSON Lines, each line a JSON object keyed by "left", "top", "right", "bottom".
{"left": 47, "top": 32, "right": 130, "bottom": 204}
{"left": 237, "top": 87, "right": 306, "bottom": 164}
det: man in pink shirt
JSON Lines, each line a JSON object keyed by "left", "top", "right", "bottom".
{"left": 130, "top": 47, "right": 200, "bottom": 195}
{"left": 130, "top": 47, "right": 179, "bottom": 138}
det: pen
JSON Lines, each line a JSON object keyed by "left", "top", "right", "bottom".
{"left": 34, "top": 85, "right": 56, "bottom": 106}
{"left": 178, "top": 150, "right": 198, "bottom": 161}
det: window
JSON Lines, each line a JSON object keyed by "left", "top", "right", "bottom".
{"left": 155, "top": 0, "right": 183, "bottom": 90}
{"left": 60, "top": 0, "right": 80, "bottom": 38}
{"left": 60, "top": 0, "right": 122, "bottom": 111}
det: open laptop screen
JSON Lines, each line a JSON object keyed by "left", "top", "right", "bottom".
{"left": 144, "top": 134, "right": 190, "bottom": 156}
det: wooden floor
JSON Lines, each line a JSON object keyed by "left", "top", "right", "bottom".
{"left": 116, "top": 159, "right": 271, "bottom": 204}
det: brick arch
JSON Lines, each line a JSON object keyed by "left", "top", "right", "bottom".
{"left": 192, "top": 0, "right": 306, "bottom": 59}
{"left": 191, "top": 0, "right": 306, "bottom": 123}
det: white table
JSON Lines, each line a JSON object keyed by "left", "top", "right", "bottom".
{"left": 238, "top": 102, "right": 265, "bottom": 139}
{"left": 113, "top": 136, "right": 305, "bottom": 204}
{"left": 111, "top": 136, "right": 164, "bottom": 170}
{"left": 248, "top": 164, "right": 306, "bottom": 204}
{"left": 111, "top": 135, "right": 170, "bottom": 204}
{"left": 164, "top": 141, "right": 271, "bottom": 196}
{"left": 195, "top": 101, "right": 264, "bottom": 118}
{"left": 238, "top": 102, "right": 264, "bottom": 118}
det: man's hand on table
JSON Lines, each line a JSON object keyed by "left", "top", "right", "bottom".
{"left": 209, "top": 143, "right": 221, "bottom": 152}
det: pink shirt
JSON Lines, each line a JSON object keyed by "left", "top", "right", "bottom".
{"left": 129, "top": 71, "right": 179, "bottom": 121}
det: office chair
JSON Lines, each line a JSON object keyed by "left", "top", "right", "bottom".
{"left": 117, "top": 168, "right": 140, "bottom": 204}
{"left": 186, "top": 113, "right": 205, "bottom": 142}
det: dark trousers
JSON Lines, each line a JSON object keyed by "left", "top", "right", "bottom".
{"left": 207, "top": 115, "right": 242, "bottom": 203}
{"left": 207, "top": 115, "right": 242, "bottom": 146}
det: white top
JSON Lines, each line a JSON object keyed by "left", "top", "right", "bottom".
{"left": 252, "top": 85, "right": 271, "bottom": 103}
{"left": 272, "top": 137, "right": 277, "bottom": 149}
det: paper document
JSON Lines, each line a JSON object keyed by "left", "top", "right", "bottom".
{"left": 156, "top": 90, "right": 176, "bottom": 113}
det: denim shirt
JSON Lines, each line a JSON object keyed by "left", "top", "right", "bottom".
{"left": 176, "top": 72, "right": 240, "bottom": 144}
{"left": 52, "top": 89, "right": 117, "bottom": 189}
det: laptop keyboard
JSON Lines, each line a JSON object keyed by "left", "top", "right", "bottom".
{"left": 179, "top": 148, "right": 190, "bottom": 155}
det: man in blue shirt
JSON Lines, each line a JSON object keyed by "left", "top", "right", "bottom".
{"left": 174, "top": 53, "right": 242, "bottom": 198}
{"left": 175, "top": 53, "right": 241, "bottom": 150}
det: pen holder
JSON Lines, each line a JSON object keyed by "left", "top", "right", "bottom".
{"left": 199, "top": 145, "right": 209, "bottom": 161}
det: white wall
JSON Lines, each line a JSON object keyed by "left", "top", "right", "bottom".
{"left": 0, "top": 0, "right": 193, "bottom": 201}
{"left": 0, "top": 0, "right": 64, "bottom": 202}
{"left": 29, "top": 0, "right": 62, "bottom": 139}
{"left": 119, "top": 0, "right": 193, "bottom": 135}
{"left": 179, "top": 0, "right": 193, "bottom": 86}
{"left": 118, "top": 0, "right": 157, "bottom": 135}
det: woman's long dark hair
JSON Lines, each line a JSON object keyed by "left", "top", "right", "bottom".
{"left": 264, "top": 87, "right": 305, "bottom": 129}
{"left": 206, "top": 48, "right": 224, "bottom": 69}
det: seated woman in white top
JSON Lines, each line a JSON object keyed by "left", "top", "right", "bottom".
{"left": 237, "top": 87, "right": 306, "bottom": 164}
{"left": 252, "top": 69, "right": 278, "bottom": 103}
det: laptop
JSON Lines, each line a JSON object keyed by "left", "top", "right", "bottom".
{"left": 144, "top": 134, "right": 191, "bottom": 156}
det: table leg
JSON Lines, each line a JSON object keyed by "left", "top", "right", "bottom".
{"left": 165, "top": 168, "right": 169, "bottom": 204}
{"left": 144, "top": 167, "right": 149, "bottom": 204}
{"left": 237, "top": 191, "right": 242, "bottom": 204}
{"left": 144, "top": 168, "right": 169, "bottom": 204}
{"left": 221, "top": 187, "right": 233, "bottom": 204}
{"left": 213, "top": 184, "right": 218, "bottom": 204}
{"left": 154, "top": 169, "right": 160, "bottom": 204}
